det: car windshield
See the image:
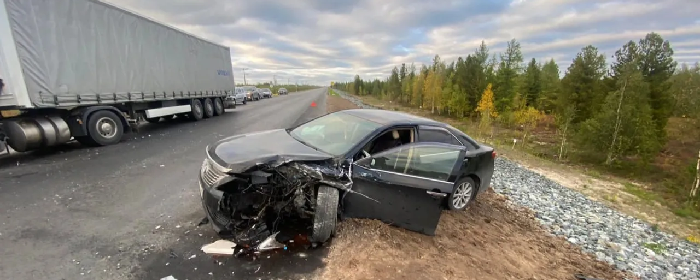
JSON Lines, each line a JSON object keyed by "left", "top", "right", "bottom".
{"left": 262, "top": 88, "right": 271, "bottom": 92}
{"left": 289, "top": 111, "right": 381, "bottom": 156}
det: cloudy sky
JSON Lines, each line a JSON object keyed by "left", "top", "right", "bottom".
{"left": 106, "top": 0, "right": 700, "bottom": 86}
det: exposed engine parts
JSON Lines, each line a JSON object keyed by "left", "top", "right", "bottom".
{"left": 213, "top": 162, "right": 340, "bottom": 251}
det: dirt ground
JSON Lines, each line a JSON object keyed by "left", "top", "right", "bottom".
{"left": 320, "top": 93, "right": 635, "bottom": 280}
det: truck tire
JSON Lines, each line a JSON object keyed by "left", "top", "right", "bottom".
{"left": 85, "top": 110, "right": 124, "bottom": 146}
{"left": 311, "top": 185, "right": 339, "bottom": 243}
{"left": 203, "top": 98, "right": 214, "bottom": 118}
{"left": 190, "top": 99, "right": 204, "bottom": 121}
{"left": 213, "top": 98, "right": 224, "bottom": 116}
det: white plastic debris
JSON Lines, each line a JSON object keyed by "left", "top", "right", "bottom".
{"left": 201, "top": 240, "right": 237, "bottom": 256}
{"left": 160, "top": 276, "right": 177, "bottom": 280}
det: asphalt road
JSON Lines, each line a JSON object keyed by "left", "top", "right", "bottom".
{"left": 0, "top": 88, "right": 330, "bottom": 280}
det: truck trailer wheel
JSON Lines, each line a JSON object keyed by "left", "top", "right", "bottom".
{"left": 213, "top": 98, "right": 224, "bottom": 116}
{"left": 85, "top": 110, "right": 124, "bottom": 146}
{"left": 203, "top": 98, "right": 214, "bottom": 118}
{"left": 190, "top": 99, "right": 204, "bottom": 121}
{"left": 311, "top": 185, "right": 339, "bottom": 243}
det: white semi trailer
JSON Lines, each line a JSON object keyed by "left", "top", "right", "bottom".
{"left": 0, "top": 0, "right": 236, "bottom": 153}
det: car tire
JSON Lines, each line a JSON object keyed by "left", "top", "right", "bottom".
{"left": 213, "top": 97, "right": 224, "bottom": 116}
{"left": 446, "top": 177, "right": 477, "bottom": 211}
{"left": 85, "top": 110, "right": 124, "bottom": 146}
{"left": 311, "top": 185, "right": 339, "bottom": 243}
{"left": 243, "top": 99, "right": 247, "bottom": 105}
{"left": 190, "top": 99, "right": 204, "bottom": 121}
{"left": 203, "top": 98, "right": 214, "bottom": 118}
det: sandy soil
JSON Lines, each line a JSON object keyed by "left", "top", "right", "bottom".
{"left": 320, "top": 93, "right": 636, "bottom": 280}
{"left": 318, "top": 190, "right": 634, "bottom": 280}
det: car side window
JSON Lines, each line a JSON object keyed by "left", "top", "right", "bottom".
{"left": 404, "top": 146, "right": 461, "bottom": 181}
{"left": 360, "top": 146, "right": 410, "bottom": 174}
{"left": 360, "top": 145, "right": 461, "bottom": 181}
{"left": 418, "top": 128, "right": 461, "bottom": 146}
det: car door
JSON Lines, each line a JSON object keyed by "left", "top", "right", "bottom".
{"left": 344, "top": 142, "right": 466, "bottom": 236}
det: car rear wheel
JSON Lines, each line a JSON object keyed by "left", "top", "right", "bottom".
{"left": 447, "top": 177, "right": 476, "bottom": 211}
{"left": 311, "top": 185, "right": 339, "bottom": 243}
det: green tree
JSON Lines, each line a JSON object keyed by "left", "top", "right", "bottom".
{"left": 539, "top": 59, "right": 561, "bottom": 113}
{"left": 576, "top": 64, "right": 660, "bottom": 164}
{"left": 523, "top": 58, "right": 542, "bottom": 107}
{"left": 494, "top": 39, "right": 524, "bottom": 112}
{"left": 560, "top": 45, "right": 607, "bottom": 124}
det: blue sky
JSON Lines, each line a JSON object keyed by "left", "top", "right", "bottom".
{"left": 108, "top": 0, "right": 700, "bottom": 85}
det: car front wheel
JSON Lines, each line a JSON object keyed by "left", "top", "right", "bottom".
{"left": 311, "top": 185, "right": 339, "bottom": 243}
{"left": 446, "top": 177, "right": 476, "bottom": 211}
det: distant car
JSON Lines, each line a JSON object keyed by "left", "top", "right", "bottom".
{"left": 278, "top": 88, "right": 288, "bottom": 95}
{"left": 259, "top": 88, "right": 272, "bottom": 98}
{"left": 197, "top": 109, "right": 496, "bottom": 248}
{"left": 232, "top": 87, "right": 247, "bottom": 104}
{"left": 243, "top": 86, "right": 260, "bottom": 101}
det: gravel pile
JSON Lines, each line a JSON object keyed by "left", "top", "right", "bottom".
{"left": 332, "top": 90, "right": 378, "bottom": 109}
{"left": 332, "top": 88, "right": 700, "bottom": 280}
{"left": 493, "top": 158, "right": 700, "bottom": 280}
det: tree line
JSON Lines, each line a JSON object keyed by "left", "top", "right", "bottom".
{"left": 333, "top": 33, "right": 700, "bottom": 206}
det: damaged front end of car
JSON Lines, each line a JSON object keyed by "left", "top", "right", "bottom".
{"left": 199, "top": 152, "right": 351, "bottom": 255}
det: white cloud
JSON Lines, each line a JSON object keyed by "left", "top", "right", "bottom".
{"left": 105, "top": 0, "right": 700, "bottom": 85}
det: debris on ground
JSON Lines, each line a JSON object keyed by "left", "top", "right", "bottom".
{"left": 201, "top": 240, "right": 237, "bottom": 256}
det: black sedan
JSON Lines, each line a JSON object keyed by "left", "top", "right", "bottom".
{"left": 198, "top": 109, "right": 495, "bottom": 250}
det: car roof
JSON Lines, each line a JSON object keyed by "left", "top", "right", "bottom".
{"left": 341, "top": 109, "right": 445, "bottom": 126}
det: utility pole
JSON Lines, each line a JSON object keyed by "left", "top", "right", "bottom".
{"left": 242, "top": 68, "right": 249, "bottom": 85}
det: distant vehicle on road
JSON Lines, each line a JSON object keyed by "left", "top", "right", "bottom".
{"left": 278, "top": 88, "right": 289, "bottom": 95}
{"left": 232, "top": 87, "right": 247, "bottom": 105}
{"left": 259, "top": 88, "right": 272, "bottom": 98}
{"left": 0, "top": 0, "right": 235, "bottom": 153}
{"left": 243, "top": 86, "right": 260, "bottom": 101}
{"left": 197, "top": 109, "right": 496, "bottom": 249}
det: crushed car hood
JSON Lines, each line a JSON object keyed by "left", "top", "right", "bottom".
{"left": 207, "top": 129, "right": 334, "bottom": 173}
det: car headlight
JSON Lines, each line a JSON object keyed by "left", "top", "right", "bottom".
{"left": 200, "top": 156, "right": 229, "bottom": 188}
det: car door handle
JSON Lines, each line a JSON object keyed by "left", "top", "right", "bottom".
{"left": 426, "top": 191, "right": 447, "bottom": 198}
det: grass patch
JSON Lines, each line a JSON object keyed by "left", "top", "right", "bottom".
{"left": 623, "top": 183, "right": 659, "bottom": 203}
{"left": 603, "top": 194, "right": 618, "bottom": 203}
{"left": 329, "top": 89, "right": 339, "bottom": 96}
{"left": 643, "top": 242, "right": 667, "bottom": 254}
{"left": 672, "top": 205, "right": 700, "bottom": 219}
